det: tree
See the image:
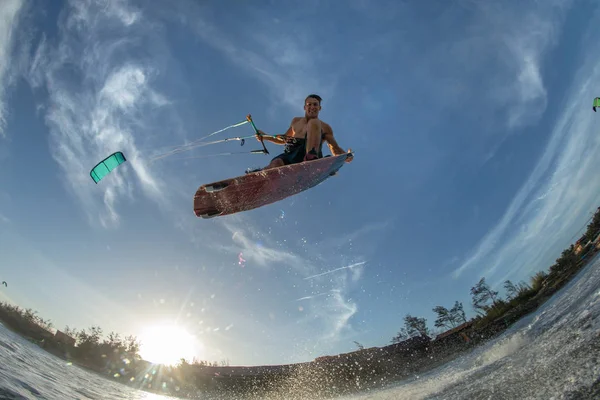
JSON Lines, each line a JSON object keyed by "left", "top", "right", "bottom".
{"left": 391, "top": 328, "right": 409, "bottom": 344}
{"left": 433, "top": 306, "right": 453, "bottom": 329}
{"left": 36, "top": 317, "right": 54, "bottom": 331}
{"left": 471, "top": 277, "right": 499, "bottom": 315}
{"left": 449, "top": 301, "right": 467, "bottom": 325}
{"left": 178, "top": 358, "right": 190, "bottom": 367}
{"left": 404, "top": 314, "right": 429, "bottom": 337}
{"left": 353, "top": 341, "right": 364, "bottom": 350}
{"left": 63, "top": 326, "right": 77, "bottom": 337}
{"left": 124, "top": 335, "right": 141, "bottom": 356}
{"left": 105, "top": 332, "right": 124, "bottom": 352}
{"left": 530, "top": 271, "right": 548, "bottom": 291}
{"left": 23, "top": 308, "right": 37, "bottom": 322}
{"left": 550, "top": 246, "right": 579, "bottom": 275}
{"left": 583, "top": 207, "right": 600, "bottom": 242}
{"left": 504, "top": 280, "right": 518, "bottom": 300}
{"left": 433, "top": 302, "right": 467, "bottom": 330}
{"left": 76, "top": 326, "right": 103, "bottom": 356}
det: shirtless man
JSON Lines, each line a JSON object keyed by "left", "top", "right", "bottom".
{"left": 255, "top": 94, "right": 353, "bottom": 170}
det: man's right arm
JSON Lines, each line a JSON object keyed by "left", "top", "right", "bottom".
{"left": 257, "top": 118, "right": 297, "bottom": 144}
{"left": 260, "top": 134, "right": 287, "bottom": 144}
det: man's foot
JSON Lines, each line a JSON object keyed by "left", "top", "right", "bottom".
{"left": 245, "top": 167, "right": 263, "bottom": 174}
{"left": 304, "top": 149, "right": 319, "bottom": 162}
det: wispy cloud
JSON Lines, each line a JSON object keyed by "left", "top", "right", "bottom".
{"left": 319, "top": 289, "right": 359, "bottom": 341}
{"left": 405, "top": 1, "right": 570, "bottom": 165}
{"left": 226, "top": 222, "right": 305, "bottom": 270}
{"left": 25, "top": 1, "right": 172, "bottom": 228}
{"left": 220, "top": 220, "right": 363, "bottom": 346}
{"left": 453, "top": 19, "right": 600, "bottom": 286}
{"left": 0, "top": 212, "right": 9, "bottom": 224}
{"left": 173, "top": 1, "right": 336, "bottom": 112}
{"left": 0, "top": 0, "right": 25, "bottom": 138}
{"left": 482, "top": 2, "right": 560, "bottom": 129}
{"left": 452, "top": 1, "right": 567, "bottom": 131}
{"left": 297, "top": 263, "right": 365, "bottom": 344}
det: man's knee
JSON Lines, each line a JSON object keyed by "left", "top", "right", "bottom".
{"left": 307, "top": 118, "right": 322, "bottom": 132}
{"left": 266, "top": 158, "right": 285, "bottom": 169}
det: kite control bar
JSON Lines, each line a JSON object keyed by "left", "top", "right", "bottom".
{"left": 246, "top": 114, "right": 269, "bottom": 155}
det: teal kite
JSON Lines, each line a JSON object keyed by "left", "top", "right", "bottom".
{"left": 594, "top": 97, "right": 600, "bottom": 112}
{"left": 90, "top": 152, "right": 127, "bottom": 183}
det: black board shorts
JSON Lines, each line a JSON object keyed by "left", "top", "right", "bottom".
{"left": 272, "top": 136, "right": 325, "bottom": 165}
{"left": 271, "top": 137, "right": 308, "bottom": 165}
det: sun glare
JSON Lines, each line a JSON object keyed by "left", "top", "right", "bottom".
{"left": 139, "top": 324, "right": 202, "bottom": 366}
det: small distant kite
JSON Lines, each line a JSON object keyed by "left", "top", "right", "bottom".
{"left": 90, "top": 151, "right": 127, "bottom": 184}
{"left": 593, "top": 97, "right": 600, "bottom": 112}
{"left": 1, "top": 281, "right": 6, "bottom": 287}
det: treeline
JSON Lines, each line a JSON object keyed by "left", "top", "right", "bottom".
{"left": 62, "top": 325, "right": 143, "bottom": 376}
{"left": 390, "top": 206, "right": 600, "bottom": 343}
{"left": 0, "top": 302, "right": 144, "bottom": 376}
{"left": 0, "top": 301, "right": 231, "bottom": 393}
{"left": 0, "top": 302, "right": 54, "bottom": 333}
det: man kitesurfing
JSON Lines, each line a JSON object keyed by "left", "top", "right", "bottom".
{"left": 255, "top": 94, "right": 354, "bottom": 170}
{"left": 192, "top": 94, "right": 355, "bottom": 218}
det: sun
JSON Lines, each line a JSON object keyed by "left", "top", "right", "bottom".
{"left": 139, "top": 324, "right": 202, "bottom": 366}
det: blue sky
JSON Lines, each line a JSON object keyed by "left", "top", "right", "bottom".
{"left": 1, "top": 0, "right": 600, "bottom": 366}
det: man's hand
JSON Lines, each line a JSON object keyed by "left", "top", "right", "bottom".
{"left": 255, "top": 130, "right": 266, "bottom": 142}
{"left": 257, "top": 132, "right": 286, "bottom": 144}
{"left": 345, "top": 148, "right": 354, "bottom": 163}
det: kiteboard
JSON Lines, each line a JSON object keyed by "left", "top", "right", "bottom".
{"left": 193, "top": 152, "right": 353, "bottom": 218}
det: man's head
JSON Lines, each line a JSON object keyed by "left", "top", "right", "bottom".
{"left": 304, "top": 94, "right": 322, "bottom": 119}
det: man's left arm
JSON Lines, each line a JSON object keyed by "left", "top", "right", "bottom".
{"left": 324, "top": 127, "right": 353, "bottom": 161}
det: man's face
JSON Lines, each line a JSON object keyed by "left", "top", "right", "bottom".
{"left": 304, "top": 98, "right": 321, "bottom": 118}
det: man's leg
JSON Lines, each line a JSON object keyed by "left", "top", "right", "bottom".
{"left": 305, "top": 119, "right": 322, "bottom": 160}
{"left": 263, "top": 157, "right": 285, "bottom": 170}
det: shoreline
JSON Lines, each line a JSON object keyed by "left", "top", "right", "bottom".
{"left": 1, "top": 231, "right": 598, "bottom": 399}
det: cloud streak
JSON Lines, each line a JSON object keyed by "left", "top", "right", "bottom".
{"left": 304, "top": 261, "right": 366, "bottom": 280}
{"left": 295, "top": 291, "right": 331, "bottom": 302}
{"left": 0, "top": 0, "right": 25, "bottom": 138}
{"left": 453, "top": 12, "right": 600, "bottom": 286}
